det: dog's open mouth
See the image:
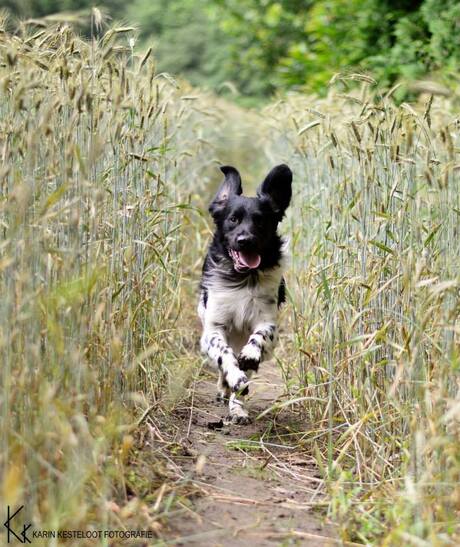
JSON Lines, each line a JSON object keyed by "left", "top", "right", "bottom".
{"left": 229, "top": 248, "right": 261, "bottom": 272}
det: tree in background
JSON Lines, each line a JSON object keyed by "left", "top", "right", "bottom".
{"left": 212, "top": 0, "right": 460, "bottom": 97}
{"left": 211, "top": 0, "right": 431, "bottom": 94}
{"left": 125, "top": 0, "right": 231, "bottom": 92}
{"left": 209, "top": 0, "right": 312, "bottom": 96}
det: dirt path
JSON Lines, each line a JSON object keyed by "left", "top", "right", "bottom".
{"left": 164, "top": 362, "right": 338, "bottom": 546}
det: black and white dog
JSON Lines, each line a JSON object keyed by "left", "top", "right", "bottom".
{"left": 198, "top": 164, "right": 292, "bottom": 424}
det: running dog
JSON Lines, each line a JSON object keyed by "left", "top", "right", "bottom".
{"left": 198, "top": 164, "right": 292, "bottom": 423}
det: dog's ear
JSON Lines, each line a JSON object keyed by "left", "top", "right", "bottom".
{"left": 257, "top": 164, "right": 292, "bottom": 219}
{"left": 209, "top": 166, "right": 243, "bottom": 218}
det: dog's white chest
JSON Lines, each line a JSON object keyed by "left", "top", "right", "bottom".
{"left": 203, "top": 268, "right": 281, "bottom": 332}
{"left": 216, "top": 285, "right": 264, "bottom": 330}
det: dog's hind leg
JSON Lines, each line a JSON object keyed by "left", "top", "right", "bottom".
{"left": 215, "top": 370, "right": 231, "bottom": 404}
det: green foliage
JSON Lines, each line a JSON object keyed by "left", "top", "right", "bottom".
{"left": 126, "top": 0, "right": 230, "bottom": 91}
{"left": 210, "top": 0, "right": 311, "bottom": 96}
{"left": 212, "top": 0, "right": 460, "bottom": 96}
{"left": 3, "top": 0, "right": 95, "bottom": 18}
{"left": 422, "top": 0, "right": 460, "bottom": 70}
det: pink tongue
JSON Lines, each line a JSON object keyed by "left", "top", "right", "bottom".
{"left": 238, "top": 251, "right": 261, "bottom": 269}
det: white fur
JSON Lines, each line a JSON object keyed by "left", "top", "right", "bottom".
{"left": 228, "top": 393, "right": 250, "bottom": 424}
{"left": 202, "top": 261, "right": 283, "bottom": 334}
{"left": 225, "top": 365, "right": 248, "bottom": 390}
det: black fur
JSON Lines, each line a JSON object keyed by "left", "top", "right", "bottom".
{"left": 277, "top": 278, "right": 286, "bottom": 307}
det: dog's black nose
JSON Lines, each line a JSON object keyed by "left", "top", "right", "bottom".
{"left": 236, "top": 235, "right": 255, "bottom": 249}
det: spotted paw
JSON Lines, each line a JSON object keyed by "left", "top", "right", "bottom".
{"left": 238, "top": 344, "right": 261, "bottom": 372}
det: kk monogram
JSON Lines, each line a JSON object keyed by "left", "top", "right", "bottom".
{"left": 4, "top": 506, "right": 32, "bottom": 544}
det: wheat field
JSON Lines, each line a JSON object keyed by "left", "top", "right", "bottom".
{"left": 0, "top": 20, "right": 459, "bottom": 545}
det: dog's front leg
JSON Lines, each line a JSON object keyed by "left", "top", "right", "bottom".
{"left": 238, "top": 322, "right": 278, "bottom": 372}
{"left": 229, "top": 322, "right": 279, "bottom": 425}
{"left": 228, "top": 390, "right": 250, "bottom": 424}
{"left": 201, "top": 326, "right": 249, "bottom": 395}
{"left": 201, "top": 327, "right": 251, "bottom": 424}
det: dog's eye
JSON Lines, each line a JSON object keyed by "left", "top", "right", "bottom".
{"left": 229, "top": 216, "right": 238, "bottom": 223}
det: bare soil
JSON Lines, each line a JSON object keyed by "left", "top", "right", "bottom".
{"left": 163, "top": 362, "right": 340, "bottom": 546}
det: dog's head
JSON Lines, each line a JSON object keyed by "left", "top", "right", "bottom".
{"left": 208, "top": 164, "right": 292, "bottom": 272}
